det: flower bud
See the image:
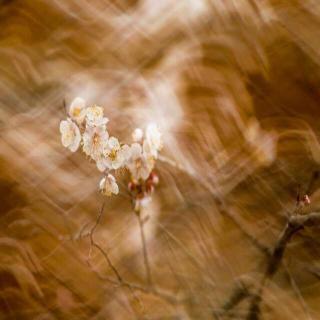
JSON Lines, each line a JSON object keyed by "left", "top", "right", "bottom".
{"left": 302, "top": 194, "right": 311, "bottom": 205}
{"left": 146, "top": 182, "right": 154, "bottom": 194}
{"left": 132, "top": 128, "right": 143, "bottom": 142}
{"left": 128, "top": 181, "right": 137, "bottom": 192}
{"left": 150, "top": 172, "right": 159, "bottom": 185}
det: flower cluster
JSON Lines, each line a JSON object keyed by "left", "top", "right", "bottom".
{"left": 60, "top": 97, "right": 162, "bottom": 207}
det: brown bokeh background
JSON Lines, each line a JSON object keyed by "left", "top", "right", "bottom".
{"left": 1, "top": 0, "right": 320, "bottom": 319}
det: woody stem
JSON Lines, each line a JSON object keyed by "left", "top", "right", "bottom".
{"left": 136, "top": 209, "right": 153, "bottom": 288}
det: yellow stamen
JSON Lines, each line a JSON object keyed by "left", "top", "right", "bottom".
{"left": 72, "top": 107, "right": 81, "bottom": 117}
{"left": 109, "top": 149, "right": 117, "bottom": 161}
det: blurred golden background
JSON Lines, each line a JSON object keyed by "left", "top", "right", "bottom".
{"left": 1, "top": 0, "right": 320, "bottom": 319}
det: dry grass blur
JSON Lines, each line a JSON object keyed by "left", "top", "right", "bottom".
{"left": 1, "top": 0, "right": 320, "bottom": 319}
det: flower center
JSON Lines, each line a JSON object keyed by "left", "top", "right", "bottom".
{"left": 135, "top": 158, "right": 142, "bottom": 169}
{"left": 109, "top": 149, "right": 118, "bottom": 161}
{"left": 92, "top": 107, "right": 102, "bottom": 117}
{"left": 73, "top": 108, "right": 81, "bottom": 117}
{"left": 93, "top": 133, "right": 100, "bottom": 145}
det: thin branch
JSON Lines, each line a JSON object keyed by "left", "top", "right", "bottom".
{"left": 136, "top": 209, "right": 153, "bottom": 288}
{"left": 88, "top": 256, "right": 181, "bottom": 305}
{"left": 213, "top": 279, "right": 255, "bottom": 319}
{"left": 91, "top": 242, "right": 123, "bottom": 283}
{"left": 88, "top": 201, "right": 122, "bottom": 282}
{"left": 246, "top": 212, "right": 320, "bottom": 320}
{"left": 62, "top": 99, "right": 67, "bottom": 113}
{"left": 215, "top": 212, "right": 320, "bottom": 320}
{"left": 86, "top": 202, "right": 181, "bottom": 306}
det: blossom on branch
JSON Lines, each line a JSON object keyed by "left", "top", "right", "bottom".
{"left": 69, "top": 97, "right": 87, "bottom": 125}
{"left": 60, "top": 97, "right": 163, "bottom": 205}
{"left": 86, "top": 105, "right": 109, "bottom": 127}
{"left": 99, "top": 174, "right": 119, "bottom": 196}
{"left": 144, "top": 123, "right": 162, "bottom": 158}
{"left": 126, "top": 143, "right": 154, "bottom": 182}
{"left": 82, "top": 124, "right": 109, "bottom": 160}
{"left": 132, "top": 128, "right": 144, "bottom": 142}
{"left": 97, "top": 137, "right": 131, "bottom": 171}
{"left": 59, "top": 118, "right": 81, "bottom": 152}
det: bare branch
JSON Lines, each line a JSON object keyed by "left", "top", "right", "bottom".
{"left": 246, "top": 211, "right": 320, "bottom": 320}
{"left": 136, "top": 209, "right": 153, "bottom": 288}
{"left": 86, "top": 202, "right": 182, "bottom": 306}
{"left": 88, "top": 201, "right": 122, "bottom": 282}
{"left": 213, "top": 281, "right": 253, "bottom": 319}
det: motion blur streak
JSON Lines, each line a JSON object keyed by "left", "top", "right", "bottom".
{"left": 1, "top": 0, "right": 320, "bottom": 319}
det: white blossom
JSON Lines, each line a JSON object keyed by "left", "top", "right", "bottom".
{"left": 132, "top": 128, "right": 143, "bottom": 142}
{"left": 68, "top": 97, "right": 87, "bottom": 125}
{"left": 82, "top": 125, "right": 109, "bottom": 160}
{"left": 59, "top": 118, "right": 81, "bottom": 152}
{"left": 99, "top": 174, "right": 119, "bottom": 196}
{"left": 60, "top": 98, "right": 164, "bottom": 202}
{"left": 127, "top": 143, "right": 154, "bottom": 181}
{"left": 144, "top": 123, "right": 162, "bottom": 158}
{"left": 96, "top": 137, "right": 131, "bottom": 171}
{"left": 86, "top": 105, "right": 109, "bottom": 126}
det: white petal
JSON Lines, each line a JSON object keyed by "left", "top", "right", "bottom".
{"left": 69, "top": 130, "right": 81, "bottom": 152}
{"left": 108, "top": 137, "right": 120, "bottom": 149}
{"left": 146, "top": 123, "right": 162, "bottom": 151}
{"left": 120, "top": 144, "right": 131, "bottom": 160}
{"left": 96, "top": 159, "right": 107, "bottom": 172}
{"left": 68, "top": 98, "right": 87, "bottom": 124}
{"left": 95, "top": 124, "right": 105, "bottom": 134}
{"left": 70, "top": 97, "right": 86, "bottom": 110}
{"left": 116, "top": 145, "right": 130, "bottom": 168}
{"left": 141, "top": 166, "right": 151, "bottom": 180}
{"left": 143, "top": 139, "right": 157, "bottom": 158}
{"left": 59, "top": 120, "right": 69, "bottom": 133}
{"left": 107, "top": 173, "right": 115, "bottom": 182}
{"left": 146, "top": 123, "right": 157, "bottom": 139}
{"left": 104, "top": 157, "right": 113, "bottom": 169}
{"left": 96, "top": 117, "right": 109, "bottom": 126}
{"left": 101, "top": 174, "right": 119, "bottom": 195}
{"left": 99, "top": 177, "right": 106, "bottom": 191}
{"left": 111, "top": 181, "right": 119, "bottom": 195}
{"left": 132, "top": 128, "right": 143, "bottom": 142}
{"left": 85, "top": 105, "right": 109, "bottom": 126}
{"left": 112, "top": 158, "right": 122, "bottom": 170}
{"left": 60, "top": 119, "right": 81, "bottom": 151}
{"left": 61, "top": 135, "right": 71, "bottom": 148}
{"left": 130, "top": 143, "right": 142, "bottom": 159}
